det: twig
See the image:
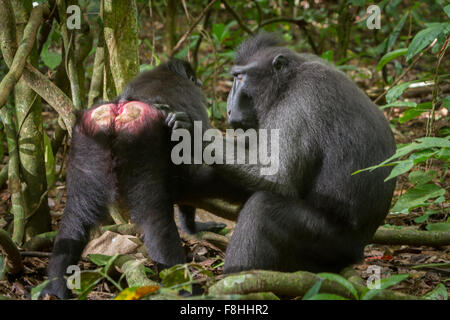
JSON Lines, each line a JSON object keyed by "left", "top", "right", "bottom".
{"left": 252, "top": 0, "right": 262, "bottom": 27}
{"left": 171, "top": 0, "right": 219, "bottom": 55}
{"left": 426, "top": 36, "right": 449, "bottom": 137}
{"left": 221, "top": 0, "right": 254, "bottom": 35}
{"left": 193, "top": 9, "right": 212, "bottom": 70}
{"left": 57, "top": 0, "right": 82, "bottom": 110}
{"left": 253, "top": 17, "right": 318, "bottom": 54}
{"left": 20, "top": 251, "right": 52, "bottom": 258}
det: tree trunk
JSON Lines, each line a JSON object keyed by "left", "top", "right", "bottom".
{"left": 11, "top": 0, "right": 50, "bottom": 240}
{"left": 102, "top": 0, "right": 140, "bottom": 94}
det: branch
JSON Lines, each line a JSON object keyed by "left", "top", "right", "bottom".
{"left": 57, "top": 0, "right": 82, "bottom": 109}
{"left": 221, "top": 0, "right": 254, "bottom": 35}
{"left": 209, "top": 270, "right": 422, "bottom": 300}
{"left": 372, "top": 227, "right": 450, "bottom": 246}
{"left": 171, "top": 0, "right": 219, "bottom": 55}
{"left": 254, "top": 17, "right": 318, "bottom": 54}
{"left": 87, "top": 31, "right": 105, "bottom": 106}
{"left": 0, "top": 3, "right": 49, "bottom": 109}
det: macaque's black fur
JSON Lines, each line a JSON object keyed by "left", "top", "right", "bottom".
{"left": 42, "top": 59, "right": 245, "bottom": 299}
{"left": 221, "top": 34, "right": 397, "bottom": 273}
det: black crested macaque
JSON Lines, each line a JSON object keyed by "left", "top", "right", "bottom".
{"left": 173, "top": 34, "right": 397, "bottom": 273}
{"left": 42, "top": 59, "right": 245, "bottom": 299}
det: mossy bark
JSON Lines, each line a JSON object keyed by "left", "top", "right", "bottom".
{"left": 102, "top": 0, "right": 140, "bottom": 94}
{"left": 11, "top": 0, "right": 50, "bottom": 240}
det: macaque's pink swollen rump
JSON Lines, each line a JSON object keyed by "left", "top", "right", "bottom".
{"left": 81, "top": 101, "right": 162, "bottom": 135}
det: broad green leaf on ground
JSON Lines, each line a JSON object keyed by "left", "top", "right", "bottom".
{"left": 31, "top": 279, "right": 54, "bottom": 300}
{"left": 88, "top": 254, "right": 113, "bottom": 266}
{"left": 414, "top": 209, "right": 442, "bottom": 223}
{"left": 73, "top": 270, "right": 104, "bottom": 300}
{"left": 159, "top": 264, "right": 192, "bottom": 293}
{"left": 422, "top": 283, "right": 448, "bottom": 300}
{"left": 302, "top": 279, "right": 323, "bottom": 300}
{"left": 378, "top": 274, "right": 409, "bottom": 289}
{"left": 317, "top": 273, "right": 358, "bottom": 299}
{"left": 391, "top": 183, "right": 445, "bottom": 213}
{"left": 426, "top": 221, "right": 450, "bottom": 232}
{"left": 306, "top": 293, "right": 348, "bottom": 300}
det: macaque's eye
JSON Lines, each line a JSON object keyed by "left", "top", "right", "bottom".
{"left": 235, "top": 74, "right": 244, "bottom": 82}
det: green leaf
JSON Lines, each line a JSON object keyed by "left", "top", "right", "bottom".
{"left": 88, "top": 254, "right": 113, "bottom": 266}
{"left": 360, "top": 288, "right": 381, "bottom": 300}
{"left": 384, "top": 159, "right": 414, "bottom": 181}
{"left": 422, "top": 283, "right": 448, "bottom": 300}
{"left": 406, "top": 22, "right": 450, "bottom": 61}
{"left": 409, "top": 149, "right": 439, "bottom": 164}
{"left": 377, "top": 48, "right": 408, "bottom": 72}
{"left": 212, "top": 23, "right": 229, "bottom": 44}
{"left": 378, "top": 274, "right": 409, "bottom": 290}
{"left": 40, "top": 22, "right": 62, "bottom": 70}
{"left": 306, "top": 293, "right": 348, "bottom": 300}
{"left": 159, "top": 264, "right": 192, "bottom": 292}
{"left": 73, "top": 270, "right": 104, "bottom": 300}
{"left": 408, "top": 170, "right": 437, "bottom": 185}
{"left": 445, "top": 5, "right": 450, "bottom": 18}
{"left": 321, "top": 50, "right": 334, "bottom": 63}
{"left": 426, "top": 222, "right": 450, "bottom": 232}
{"left": 399, "top": 102, "right": 432, "bottom": 123}
{"left": 31, "top": 279, "right": 54, "bottom": 300}
{"left": 391, "top": 183, "right": 446, "bottom": 213}
{"left": 443, "top": 96, "right": 450, "bottom": 109}
{"left": 386, "top": 82, "right": 413, "bottom": 103}
{"left": 414, "top": 209, "right": 441, "bottom": 223}
{"left": 379, "top": 100, "right": 417, "bottom": 109}
{"left": 317, "top": 273, "right": 359, "bottom": 299}
{"left": 302, "top": 279, "right": 323, "bottom": 300}
{"left": 386, "top": 12, "right": 409, "bottom": 52}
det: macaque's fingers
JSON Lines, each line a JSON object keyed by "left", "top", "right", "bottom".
{"left": 153, "top": 103, "right": 172, "bottom": 114}
{"left": 165, "top": 112, "right": 176, "bottom": 127}
{"left": 166, "top": 112, "right": 191, "bottom": 130}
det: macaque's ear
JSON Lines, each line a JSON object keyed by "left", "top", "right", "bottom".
{"left": 272, "top": 54, "right": 288, "bottom": 71}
